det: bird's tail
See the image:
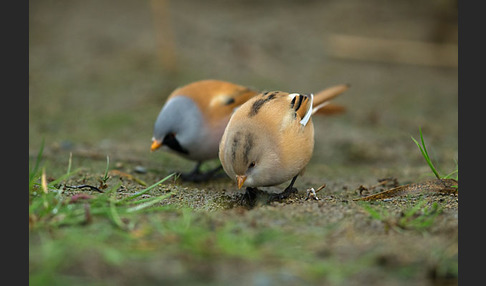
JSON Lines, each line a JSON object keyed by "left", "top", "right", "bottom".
{"left": 312, "top": 84, "right": 350, "bottom": 115}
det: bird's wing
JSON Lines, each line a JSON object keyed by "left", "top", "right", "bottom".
{"left": 209, "top": 87, "right": 259, "bottom": 109}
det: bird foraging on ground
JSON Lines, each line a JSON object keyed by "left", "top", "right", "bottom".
{"left": 151, "top": 79, "right": 259, "bottom": 182}
{"left": 218, "top": 84, "right": 349, "bottom": 200}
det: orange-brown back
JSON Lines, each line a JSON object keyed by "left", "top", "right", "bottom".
{"left": 168, "top": 79, "right": 259, "bottom": 128}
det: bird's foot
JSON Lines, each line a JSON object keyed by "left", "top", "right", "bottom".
{"left": 239, "top": 187, "right": 259, "bottom": 208}
{"left": 238, "top": 186, "right": 298, "bottom": 208}
{"left": 177, "top": 165, "right": 224, "bottom": 183}
{"left": 268, "top": 186, "right": 298, "bottom": 202}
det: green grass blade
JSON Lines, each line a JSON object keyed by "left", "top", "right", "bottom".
{"left": 402, "top": 198, "right": 427, "bottom": 219}
{"left": 411, "top": 128, "right": 441, "bottom": 179}
{"left": 48, "top": 168, "right": 82, "bottom": 188}
{"left": 30, "top": 139, "right": 45, "bottom": 177}
{"left": 359, "top": 203, "right": 383, "bottom": 220}
{"left": 119, "top": 173, "right": 175, "bottom": 203}
{"left": 418, "top": 128, "right": 440, "bottom": 178}
{"left": 126, "top": 193, "right": 172, "bottom": 213}
{"left": 29, "top": 139, "right": 45, "bottom": 191}
{"left": 101, "top": 155, "right": 110, "bottom": 183}
{"left": 109, "top": 197, "right": 125, "bottom": 229}
{"left": 66, "top": 152, "right": 73, "bottom": 178}
{"left": 443, "top": 170, "right": 458, "bottom": 180}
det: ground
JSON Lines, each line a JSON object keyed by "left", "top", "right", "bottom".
{"left": 29, "top": 0, "right": 458, "bottom": 285}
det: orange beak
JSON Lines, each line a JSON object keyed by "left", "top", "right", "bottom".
{"left": 151, "top": 140, "right": 162, "bottom": 152}
{"left": 236, "top": 175, "right": 247, "bottom": 189}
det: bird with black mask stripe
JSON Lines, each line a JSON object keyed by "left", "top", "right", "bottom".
{"left": 151, "top": 79, "right": 259, "bottom": 182}
{"left": 218, "top": 84, "right": 349, "bottom": 200}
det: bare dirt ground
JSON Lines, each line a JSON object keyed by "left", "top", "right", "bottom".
{"left": 29, "top": 0, "right": 458, "bottom": 285}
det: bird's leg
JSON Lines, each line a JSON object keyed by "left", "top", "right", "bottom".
{"left": 240, "top": 187, "right": 259, "bottom": 208}
{"left": 204, "top": 165, "right": 224, "bottom": 178}
{"left": 178, "top": 162, "right": 202, "bottom": 181}
{"left": 179, "top": 162, "right": 224, "bottom": 182}
{"left": 239, "top": 176, "right": 298, "bottom": 207}
{"left": 268, "top": 175, "right": 299, "bottom": 201}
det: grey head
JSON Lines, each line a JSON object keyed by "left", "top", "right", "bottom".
{"left": 152, "top": 96, "right": 204, "bottom": 158}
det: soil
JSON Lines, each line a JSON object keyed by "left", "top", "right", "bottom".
{"left": 29, "top": 0, "right": 458, "bottom": 285}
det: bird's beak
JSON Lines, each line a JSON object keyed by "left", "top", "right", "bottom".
{"left": 236, "top": 175, "right": 247, "bottom": 189}
{"left": 151, "top": 139, "right": 162, "bottom": 152}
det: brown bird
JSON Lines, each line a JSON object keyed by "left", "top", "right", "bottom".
{"left": 151, "top": 79, "right": 258, "bottom": 182}
{"left": 218, "top": 84, "right": 349, "bottom": 199}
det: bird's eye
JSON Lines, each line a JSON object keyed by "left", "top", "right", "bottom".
{"left": 248, "top": 162, "right": 256, "bottom": 169}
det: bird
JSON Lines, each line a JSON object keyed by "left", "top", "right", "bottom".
{"left": 151, "top": 79, "right": 259, "bottom": 182}
{"left": 218, "top": 84, "right": 349, "bottom": 201}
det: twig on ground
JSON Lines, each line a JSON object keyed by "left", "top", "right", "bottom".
{"left": 64, "top": 184, "right": 104, "bottom": 193}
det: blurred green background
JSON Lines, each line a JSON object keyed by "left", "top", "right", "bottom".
{"left": 29, "top": 0, "right": 457, "bottom": 181}
{"left": 29, "top": 1, "right": 458, "bottom": 285}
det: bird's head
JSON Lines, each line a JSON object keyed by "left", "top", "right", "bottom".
{"left": 219, "top": 122, "right": 281, "bottom": 189}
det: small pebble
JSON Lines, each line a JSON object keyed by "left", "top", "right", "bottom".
{"left": 134, "top": 166, "right": 147, "bottom": 174}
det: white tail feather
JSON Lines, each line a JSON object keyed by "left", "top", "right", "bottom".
{"left": 300, "top": 93, "right": 313, "bottom": 126}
